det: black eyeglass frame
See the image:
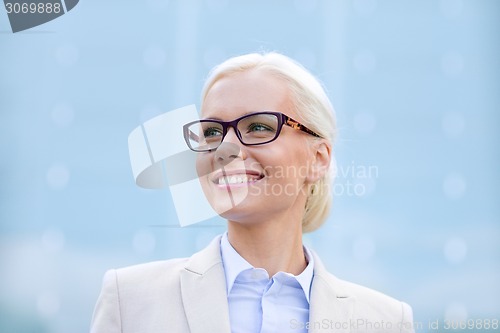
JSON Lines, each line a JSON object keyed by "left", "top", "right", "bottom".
{"left": 183, "top": 111, "right": 321, "bottom": 152}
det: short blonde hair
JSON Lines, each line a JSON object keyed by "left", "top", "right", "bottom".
{"left": 201, "top": 52, "right": 337, "bottom": 232}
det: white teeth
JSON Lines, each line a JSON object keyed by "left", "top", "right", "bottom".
{"left": 217, "top": 174, "right": 260, "bottom": 185}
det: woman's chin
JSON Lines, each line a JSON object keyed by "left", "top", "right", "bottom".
{"left": 207, "top": 189, "right": 251, "bottom": 216}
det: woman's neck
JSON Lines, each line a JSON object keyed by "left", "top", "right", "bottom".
{"left": 226, "top": 217, "right": 307, "bottom": 277}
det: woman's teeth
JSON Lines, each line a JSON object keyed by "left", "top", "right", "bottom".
{"left": 217, "top": 175, "right": 260, "bottom": 185}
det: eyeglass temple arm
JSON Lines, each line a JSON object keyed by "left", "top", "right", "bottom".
{"left": 284, "top": 116, "right": 321, "bottom": 138}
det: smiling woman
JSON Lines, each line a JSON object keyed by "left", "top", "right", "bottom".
{"left": 90, "top": 52, "right": 415, "bottom": 333}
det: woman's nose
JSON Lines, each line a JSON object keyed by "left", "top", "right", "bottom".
{"left": 214, "top": 141, "right": 241, "bottom": 166}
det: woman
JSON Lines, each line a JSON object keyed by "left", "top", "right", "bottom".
{"left": 91, "top": 52, "right": 414, "bottom": 333}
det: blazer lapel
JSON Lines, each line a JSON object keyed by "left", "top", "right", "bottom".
{"left": 308, "top": 251, "right": 354, "bottom": 333}
{"left": 180, "top": 235, "right": 231, "bottom": 333}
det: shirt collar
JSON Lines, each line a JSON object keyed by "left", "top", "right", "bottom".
{"left": 220, "top": 232, "right": 314, "bottom": 303}
{"left": 296, "top": 245, "right": 315, "bottom": 303}
{"left": 220, "top": 232, "right": 254, "bottom": 295}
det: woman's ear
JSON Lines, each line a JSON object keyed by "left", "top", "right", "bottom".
{"left": 307, "top": 140, "right": 332, "bottom": 183}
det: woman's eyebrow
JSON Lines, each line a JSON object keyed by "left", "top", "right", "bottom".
{"left": 201, "top": 116, "right": 223, "bottom": 121}
{"left": 201, "top": 110, "right": 267, "bottom": 121}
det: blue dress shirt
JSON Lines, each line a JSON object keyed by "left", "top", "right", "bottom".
{"left": 220, "top": 232, "right": 314, "bottom": 333}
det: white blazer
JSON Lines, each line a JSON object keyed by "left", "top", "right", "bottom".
{"left": 91, "top": 235, "right": 414, "bottom": 333}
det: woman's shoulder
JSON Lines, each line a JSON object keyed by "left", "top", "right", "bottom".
{"left": 312, "top": 251, "right": 406, "bottom": 306}
{"left": 316, "top": 270, "right": 413, "bottom": 322}
{"left": 111, "top": 257, "right": 189, "bottom": 283}
{"left": 94, "top": 258, "right": 188, "bottom": 297}
{"left": 92, "top": 258, "right": 196, "bottom": 332}
{"left": 102, "top": 236, "right": 223, "bottom": 289}
{"left": 328, "top": 273, "right": 402, "bottom": 303}
{"left": 311, "top": 271, "right": 414, "bottom": 333}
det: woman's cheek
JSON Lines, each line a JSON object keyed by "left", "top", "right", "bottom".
{"left": 195, "top": 154, "right": 212, "bottom": 180}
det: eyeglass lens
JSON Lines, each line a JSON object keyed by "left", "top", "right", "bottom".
{"left": 186, "top": 113, "right": 279, "bottom": 151}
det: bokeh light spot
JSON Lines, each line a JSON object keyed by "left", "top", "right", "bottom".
{"left": 46, "top": 164, "right": 70, "bottom": 190}
{"left": 442, "top": 112, "right": 465, "bottom": 138}
{"left": 352, "top": 235, "right": 376, "bottom": 261}
{"left": 443, "top": 173, "right": 466, "bottom": 199}
{"left": 353, "top": 112, "right": 376, "bottom": 135}
{"left": 51, "top": 103, "right": 75, "bottom": 128}
{"left": 294, "top": 0, "right": 317, "bottom": 14}
{"left": 444, "top": 237, "right": 467, "bottom": 264}
{"left": 41, "top": 228, "right": 66, "bottom": 253}
{"left": 444, "top": 302, "right": 468, "bottom": 322}
{"left": 440, "top": 0, "right": 463, "bottom": 19}
{"left": 441, "top": 52, "right": 465, "bottom": 77}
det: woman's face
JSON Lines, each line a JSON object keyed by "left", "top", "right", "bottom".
{"left": 196, "top": 69, "right": 319, "bottom": 225}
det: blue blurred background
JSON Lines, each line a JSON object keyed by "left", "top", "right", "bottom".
{"left": 1, "top": 0, "right": 499, "bottom": 332}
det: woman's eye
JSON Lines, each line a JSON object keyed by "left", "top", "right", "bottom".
{"left": 248, "top": 123, "right": 274, "bottom": 132}
{"left": 204, "top": 127, "right": 223, "bottom": 137}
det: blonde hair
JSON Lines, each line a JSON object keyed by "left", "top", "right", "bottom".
{"left": 201, "top": 52, "right": 337, "bottom": 232}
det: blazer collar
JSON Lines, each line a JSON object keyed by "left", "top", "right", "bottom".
{"left": 308, "top": 250, "right": 355, "bottom": 333}
{"left": 180, "top": 235, "right": 231, "bottom": 333}
{"left": 180, "top": 235, "right": 355, "bottom": 333}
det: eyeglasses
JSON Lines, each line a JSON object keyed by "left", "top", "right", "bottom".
{"left": 183, "top": 111, "right": 321, "bottom": 152}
